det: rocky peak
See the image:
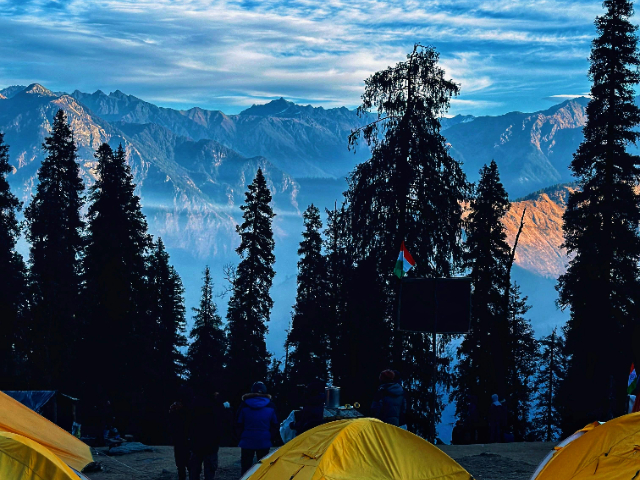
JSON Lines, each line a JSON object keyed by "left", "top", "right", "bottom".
{"left": 0, "top": 85, "right": 27, "bottom": 99}
{"left": 109, "top": 89, "right": 131, "bottom": 100}
{"left": 240, "top": 97, "right": 297, "bottom": 116}
{"left": 23, "top": 83, "right": 56, "bottom": 97}
{"left": 0, "top": 93, "right": 6, "bottom": 100}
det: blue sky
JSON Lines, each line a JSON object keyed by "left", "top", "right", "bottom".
{"left": 0, "top": 0, "right": 607, "bottom": 116}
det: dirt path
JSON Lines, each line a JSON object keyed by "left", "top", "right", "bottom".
{"left": 85, "top": 442, "right": 555, "bottom": 480}
{"left": 440, "top": 442, "right": 555, "bottom": 480}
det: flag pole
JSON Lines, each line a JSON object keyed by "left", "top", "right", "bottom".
{"left": 395, "top": 274, "right": 403, "bottom": 366}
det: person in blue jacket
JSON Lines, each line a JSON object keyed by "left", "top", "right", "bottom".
{"left": 237, "top": 381, "right": 278, "bottom": 475}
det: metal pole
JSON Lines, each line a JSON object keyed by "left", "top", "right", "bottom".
{"left": 395, "top": 278, "right": 404, "bottom": 366}
{"left": 431, "top": 279, "right": 438, "bottom": 443}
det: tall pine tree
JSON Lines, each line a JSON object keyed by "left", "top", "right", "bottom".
{"left": 24, "top": 110, "right": 84, "bottom": 391}
{"left": 323, "top": 203, "right": 351, "bottom": 384}
{"left": 187, "top": 266, "right": 226, "bottom": 397}
{"left": 226, "top": 169, "right": 275, "bottom": 398}
{"left": 0, "top": 132, "right": 27, "bottom": 388}
{"left": 557, "top": 0, "right": 640, "bottom": 431}
{"left": 532, "top": 327, "right": 566, "bottom": 442}
{"left": 286, "top": 204, "right": 330, "bottom": 384}
{"left": 455, "top": 160, "right": 512, "bottom": 432}
{"left": 82, "top": 143, "right": 152, "bottom": 431}
{"left": 147, "top": 238, "right": 187, "bottom": 395}
{"left": 505, "top": 283, "right": 537, "bottom": 440}
{"left": 346, "top": 44, "right": 470, "bottom": 438}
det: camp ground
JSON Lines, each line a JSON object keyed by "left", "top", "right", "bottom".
{"left": 7, "top": 385, "right": 640, "bottom": 480}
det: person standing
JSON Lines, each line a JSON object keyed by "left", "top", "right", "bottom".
{"left": 169, "top": 387, "right": 192, "bottom": 480}
{"left": 488, "top": 394, "right": 504, "bottom": 443}
{"left": 189, "top": 392, "right": 223, "bottom": 480}
{"left": 237, "top": 382, "right": 278, "bottom": 475}
{"left": 293, "top": 380, "right": 326, "bottom": 435}
{"left": 371, "top": 370, "right": 406, "bottom": 427}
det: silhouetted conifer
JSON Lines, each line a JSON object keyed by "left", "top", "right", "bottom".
{"left": 82, "top": 143, "right": 152, "bottom": 425}
{"left": 532, "top": 327, "right": 566, "bottom": 441}
{"left": 286, "top": 204, "right": 330, "bottom": 384}
{"left": 557, "top": 0, "right": 640, "bottom": 431}
{"left": 187, "top": 266, "right": 226, "bottom": 397}
{"left": 226, "top": 169, "right": 275, "bottom": 397}
{"left": 323, "top": 203, "right": 351, "bottom": 384}
{"left": 455, "top": 161, "right": 511, "bottom": 432}
{"left": 346, "top": 44, "right": 470, "bottom": 438}
{"left": 505, "top": 284, "right": 537, "bottom": 440}
{"left": 24, "top": 110, "right": 84, "bottom": 391}
{"left": 0, "top": 132, "right": 27, "bottom": 388}
{"left": 147, "top": 237, "right": 187, "bottom": 390}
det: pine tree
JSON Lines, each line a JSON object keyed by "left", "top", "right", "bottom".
{"left": 226, "top": 169, "right": 276, "bottom": 397}
{"left": 187, "top": 266, "right": 226, "bottom": 397}
{"left": 287, "top": 204, "right": 330, "bottom": 384}
{"left": 323, "top": 203, "right": 351, "bottom": 384}
{"left": 505, "top": 284, "right": 537, "bottom": 440}
{"left": 346, "top": 44, "right": 471, "bottom": 439}
{"left": 455, "top": 161, "right": 511, "bottom": 432}
{"left": 557, "top": 0, "right": 640, "bottom": 431}
{"left": 0, "top": 132, "right": 27, "bottom": 388}
{"left": 532, "top": 327, "right": 566, "bottom": 442}
{"left": 82, "top": 143, "right": 152, "bottom": 419}
{"left": 147, "top": 238, "right": 187, "bottom": 391}
{"left": 24, "top": 109, "right": 84, "bottom": 391}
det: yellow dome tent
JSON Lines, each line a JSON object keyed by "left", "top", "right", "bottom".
{"left": 241, "top": 417, "right": 474, "bottom": 480}
{"left": 0, "top": 431, "right": 87, "bottom": 480}
{"left": 531, "top": 412, "right": 640, "bottom": 480}
{"left": 0, "top": 390, "right": 93, "bottom": 472}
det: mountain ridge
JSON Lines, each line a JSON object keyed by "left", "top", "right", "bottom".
{"left": 0, "top": 82, "right": 581, "bottom": 352}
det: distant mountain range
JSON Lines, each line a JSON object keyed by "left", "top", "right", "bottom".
{"left": 1, "top": 83, "right": 592, "bottom": 346}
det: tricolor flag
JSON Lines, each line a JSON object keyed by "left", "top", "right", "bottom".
{"left": 394, "top": 242, "right": 416, "bottom": 279}
{"left": 629, "top": 363, "right": 638, "bottom": 395}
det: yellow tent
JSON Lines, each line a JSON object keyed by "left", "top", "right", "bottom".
{"left": 532, "top": 412, "right": 640, "bottom": 479}
{"left": 242, "top": 418, "right": 474, "bottom": 480}
{"left": 0, "top": 391, "right": 93, "bottom": 472}
{"left": 0, "top": 431, "right": 84, "bottom": 480}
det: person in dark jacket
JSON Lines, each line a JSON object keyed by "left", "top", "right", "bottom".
{"left": 392, "top": 370, "right": 409, "bottom": 428}
{"left": 293, "top": 380, "right": 326, "bottom": 435}
{"left": 488, "top": 394, "right": 505, "bottom": 443}
{"left": 189, "top": 392, "right": 224, "bottom": 480}
{"left": 169, "top": 387, "right": 192, "bottom": 480}
{"left": 237, "top": 381, "right": 278, "bottom": 475}
{"left": 371, "top": 370, "right": 407, "bottom": 426}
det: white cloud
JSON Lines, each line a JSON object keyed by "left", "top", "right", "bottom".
{"left": 0, "top": 0, "right": 604, "bottom": 115}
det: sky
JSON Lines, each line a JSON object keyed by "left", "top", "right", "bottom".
{"left": 0, "top": 0, "right": 605, "bottom": 117}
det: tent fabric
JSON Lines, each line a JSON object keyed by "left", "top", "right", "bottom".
{"left": 532, "top": 413, "right": 640, "bottom": 480}
{"left": 4, "top": 390, "right": 57, "bottom": 414}
{"left": 0, "top": 431, "right": 81, "bottom": 480}
{"left": 0, "top": 391, "right": 93, "bottom": 472}
{"left": 243, "top": 417, "right": 473, "bottom": 480}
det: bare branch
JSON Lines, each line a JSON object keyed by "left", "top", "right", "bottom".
{"left": 216, "top": 262, "right": 237, "bottom": 298}
{"left": 508, "top": 207, "right": 527, "bottom": 273}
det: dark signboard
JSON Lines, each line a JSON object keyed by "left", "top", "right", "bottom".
{"left": 398, "top": 277, "right": 471, "bottom": 334}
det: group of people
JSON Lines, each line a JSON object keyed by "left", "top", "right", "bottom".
{"left": 169, "top": 371, "right": 409, "bottom": 480}
{"left": 169, "top": 381, "right": 278, "bottom": 480}
{"left": 451, "top": 393, "right": 510, "bottom": 444}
